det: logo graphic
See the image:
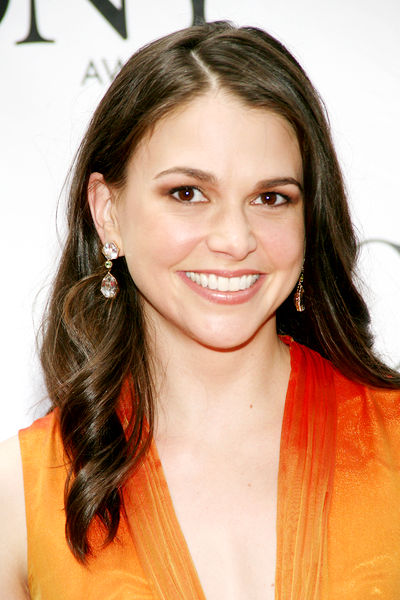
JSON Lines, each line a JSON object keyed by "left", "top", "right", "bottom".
{"left": 1, "top": 0, "right": 206, "bottom": 43}
{"left": 191, "top": 0, "right": 205, "bottom": 25}
{"left": 0, "top": 0, "right": 9, "bottom": 24}
{"left": 361, "top": 239, "right": 400, "bottom": 256}
{"left": 360, "top": 238, "right": 400, "bottom": 370}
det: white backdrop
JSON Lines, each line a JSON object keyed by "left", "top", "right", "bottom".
{"left": 1, "top": 0, "right": 399, "bottom": 441}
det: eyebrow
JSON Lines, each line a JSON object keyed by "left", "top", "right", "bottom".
{"left": 154, "top": 166, "right": 303, "bottom": 193}
{"left": 154, "top": 166, "right": 218, "bottom": 184}
{"left": 256, "top": 177, "right": 303, "bottom": 193}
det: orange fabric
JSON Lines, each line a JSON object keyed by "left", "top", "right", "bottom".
{"left": 323, "top": 371, "right": 400, "bottom": 597}
{"left": 19, "top": 409, "right": 154, "bottom": 599}
{"left": 19, "top": 339, "right": 400, "bottom": 599}
{"left": 275, "top": 340, "right": 337, "bottom": 598}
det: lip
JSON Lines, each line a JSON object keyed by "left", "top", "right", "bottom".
{"left": 178, "top": 271, "right": 266, "bottom": 305}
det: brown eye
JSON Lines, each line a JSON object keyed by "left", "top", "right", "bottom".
{"left": 253, "top": 192, "right": 287, "bottom": 206}
{"left": 178, "top": 187, "right": 194, "bottom": 201}
{"left": 263, "top": 193, "right": 276, "bottom": 205}
{"left": 170, "top": 186, "right": 205, "bottom": 203}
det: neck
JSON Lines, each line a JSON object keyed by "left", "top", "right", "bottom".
{"left": 146, "top": 319, "right": 291, "bottom": 444}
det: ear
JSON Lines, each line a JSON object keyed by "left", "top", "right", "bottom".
{"left": 87, "top": 172, "right": 124, "bottom": 255}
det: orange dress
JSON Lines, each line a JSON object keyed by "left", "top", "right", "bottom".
{"left": 19, "top": 339, "right": 400, "bottom": 599}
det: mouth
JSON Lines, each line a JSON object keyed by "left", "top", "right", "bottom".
{"left": 184, "top": 271, "right": 260, "bottom": 292}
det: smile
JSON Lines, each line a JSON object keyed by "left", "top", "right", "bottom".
{"left": 185, "top": 272, "right": 260, "bottom": 292}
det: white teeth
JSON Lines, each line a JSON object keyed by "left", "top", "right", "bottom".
{"left": 229, "top": 277, "right": 240, "bottom": 292}
{"left": 218, "top": 276, "right": 229, "bottom": 292}
{"left": 200, "top": 273, "right": 208, "bottom": 288}
{"left": 185, "top": 272, "right": 259, "bottom": 292}
{"left": 208, "top": 273, "right": 218, "bottom": 289}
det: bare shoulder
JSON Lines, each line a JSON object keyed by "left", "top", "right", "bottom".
{"left": 0, "top": 435, "right": 30, "bottom": 598}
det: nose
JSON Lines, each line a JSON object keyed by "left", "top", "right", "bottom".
{"left": 206, "top": 203, "right": 257, "bottom": 260}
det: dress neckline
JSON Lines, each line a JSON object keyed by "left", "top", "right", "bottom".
{"left": 123, "top": 336, "right": 295, "bottom": 599}
{"left": 123, "top": 337, "right": 336, "bottom": 599}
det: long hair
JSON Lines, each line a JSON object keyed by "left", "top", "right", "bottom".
{"left": 39, "top": 21, "right": 400, "bottom": 562}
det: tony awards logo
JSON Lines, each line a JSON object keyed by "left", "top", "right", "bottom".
{"left": 0, "top": 0, "right": 206, "bottom": 44}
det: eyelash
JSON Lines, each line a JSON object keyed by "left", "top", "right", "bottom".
{"left": 168, "top": 185, "right": 292, "bottom": 207}
{"left": 251, "top": 192, "right": 291, "bottom": 207}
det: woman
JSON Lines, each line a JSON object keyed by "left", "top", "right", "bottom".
{"left": 1, "top": 21, "right": 399, "bottom": 600}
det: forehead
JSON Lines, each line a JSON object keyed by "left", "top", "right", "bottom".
{"left": 129, "top": 91, "right": 302, "bottom": 183}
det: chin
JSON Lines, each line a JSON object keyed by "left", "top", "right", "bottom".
{"left": 199, "top": 338, "right": 255, "bottom": 352}
{"left": 189, "top": 318, "right": 271, "bottom": 352}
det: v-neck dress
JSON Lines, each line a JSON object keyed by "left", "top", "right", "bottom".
{"left": 19, "top": 339, "right": 400, "bottom": 599}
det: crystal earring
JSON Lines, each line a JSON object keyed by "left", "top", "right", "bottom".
{"left": 100, "top": 241, "right": 119, "bottom": 298}
{"left": 294, "top": 270, "right": 305, "bottom": 312}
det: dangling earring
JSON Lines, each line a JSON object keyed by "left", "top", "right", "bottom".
{"left": 100, "top": 241, "right": 119, "bottom": 298}
{"left": 294, "top": 270, "right": 305, "bottom": 312}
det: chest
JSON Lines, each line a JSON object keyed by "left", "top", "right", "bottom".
{"left": 156, "top": 439, "right": 281, "bottom": 600}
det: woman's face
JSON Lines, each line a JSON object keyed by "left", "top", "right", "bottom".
{"left": 108, "top": 91, "right": 304, "bottom": 350}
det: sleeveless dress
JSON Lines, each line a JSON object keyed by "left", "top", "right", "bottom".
{"left": 19, "top": 339, "right": 400, "bottom": 599}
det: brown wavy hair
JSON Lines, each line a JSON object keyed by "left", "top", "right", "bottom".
{"left": 39, "top": 21, "right": 400, "bottom": 562}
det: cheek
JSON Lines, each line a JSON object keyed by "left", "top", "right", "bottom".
{"left": 121, "top": 211, "right": 203, "bottom": 269}
{"left": 257, "top": 220, "right": 304, "bottom": 266}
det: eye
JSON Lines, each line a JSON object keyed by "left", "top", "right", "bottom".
{"left": 252, "top": 192, "right": 289, "bottom": 206}
{"left": 169, "top": 186, "right": 206, "bottom": 203}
